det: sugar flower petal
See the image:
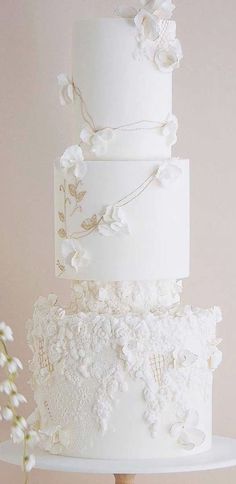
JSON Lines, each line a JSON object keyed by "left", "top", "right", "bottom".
{"left": 61, "top": 239, "right": 90, "bottom": 271}
{"left": 57, "top": 73, "right": 74, "bottom": 106}
{"left": 134, "top": 9, "right": 160, "bottom": 41}
{"left": 155, "top": 38, "right": 183, "bottom": 72}
{"left": 98, "top": 206, "right": 130, "bottom": 237}
{"left": 57, "top": 145, "right": 87, "bottom": 179}
{"left": 155, "top": 161, "right": 182, "bottom": 187}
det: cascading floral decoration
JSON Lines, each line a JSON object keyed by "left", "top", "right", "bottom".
{"left": 0, "top": 321, "right": 39, "bottom": 483}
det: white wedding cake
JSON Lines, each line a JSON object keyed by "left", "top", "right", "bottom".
{"left": 27, "top": 1, "right": 222, "bottom": 459}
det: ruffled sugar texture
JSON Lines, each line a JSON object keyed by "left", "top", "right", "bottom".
{"left": 27, "top": 294, "right": 222, "bottom": 457}
{"left": 71, "top": 279, "right": 183, "bottom": 314}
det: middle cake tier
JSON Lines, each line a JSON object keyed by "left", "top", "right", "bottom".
{"left": 55, "top": 158, "right": 190, "bottom": 281}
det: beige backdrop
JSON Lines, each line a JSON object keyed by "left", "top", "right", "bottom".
{"left": 1, "top": 0, "right": 236, "bottom": 483}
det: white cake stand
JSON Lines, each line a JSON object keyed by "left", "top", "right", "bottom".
{"left": 1, "top": 436, "right": 236, "bottom": 484}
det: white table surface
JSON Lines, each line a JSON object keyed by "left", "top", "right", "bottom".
{"left": 0, "top": 436, "right": 236, "bottom": 474}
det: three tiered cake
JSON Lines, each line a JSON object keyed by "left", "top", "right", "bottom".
{"left": 27, "top": 1, "right": 222, "bottom": 459}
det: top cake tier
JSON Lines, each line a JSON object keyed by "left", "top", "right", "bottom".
{"left": 73, "top": 17, "right": 180, "bottom": 161}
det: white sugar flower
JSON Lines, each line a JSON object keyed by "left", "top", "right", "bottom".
{"left": 141, "top": 0, "right": 175, "bottom": 19}
{"left": 161, "top": 114, "right": 178, "bottom": 146}
{"left": 0, "top": 352, "right": 7, "bottom": 368}
{"left": 209, "top": 348, "right": 223, "bottom": 370}
{"left": 98, "top": 205, "right": 130, "bottom": 237}
{"left": 26, "top": 430, "right": 40, "bottom": 448}
{"left": 0, "top": 380, "right": 17, "bottom": 395}
{"left": 0, "top": 322, "right": 13, "bottom": 342}
{"left": 57, "top": 73, "right": 74, "bottom": 106}
{"left": 155, "top": 161, "right": 182, "bottom": 187}
{"left": 10, "top": 392, "right": 27, "bottom": 408}
{"left": 155, "top": 38, "right": 183, "bottom": 72}
{"left": 57, "top": 145, "right": 87, "bottom": 179}
{"left": 7, "top": 357, "right": 23, "bottom": 374}
{"left": 212, "top": 306, "right": 222, "bottom": 324}
{"left": 170, "top": 409, "right": 205, "bottom": 450}
{"left": 134, "top": 9, "right": 160, "bottom": 41}
{"left": 2, "top": 406, "right": 14, "bottom": 421}
{"left": 80, "top": 127, "right": 114, "bottom": 157}
{"left": 61, "top": 239, "right": 90, "bottom": 272}
{"left": 174, "top": 349, "right": 198, "bottom": 368}
{"left": 24, "top": 454, "right": 36, "bottom": 473}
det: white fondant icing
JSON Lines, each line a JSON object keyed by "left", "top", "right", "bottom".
{"left": 73, "top": 18, "right": 175, "bottom": 160}
{"left": 54, "top": 158, "right": 190, "bottom": 281}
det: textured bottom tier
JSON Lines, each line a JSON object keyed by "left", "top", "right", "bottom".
{"left": 27, "top": 282, "right": 222, "bottom": 459}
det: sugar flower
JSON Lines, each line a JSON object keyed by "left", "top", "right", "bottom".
{"left": 98, "top": 205, "right": 130, "bottom": 236}
{"left": 80, "top": 127, "right": 114, "bottom": 157}
{"left": 170, "top": 409, "right": 205, "bottom": 450}
{"left": 134, "top": 9, "right": 160, "bottom": 42}
{"left": 161, "top": 114, "right": 178, "bottom": 146}
{"left": 174, "top": 349, "right": 198, "bottom": 368}
{"left": 209, "top": 348, "right": 223, "bottom": 370}
{"left": 155, "top": 38, "right": 183, "bottom": 72}
{"left": 141, "top": 0, "right": 175, "bottom": 19}
{"left": 61, "top": 239, "right": 90, "bottom": 272}
{"left": 57, "top": 73, "right": 75, "bottom": 106}
{"left": 155, "top": 161, "right": 182, "bottom": 187}
{"left": 57, "top": 145, "right": 87, "bottom": 179}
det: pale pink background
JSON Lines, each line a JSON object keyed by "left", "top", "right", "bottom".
{"left": 1, "top": 0, "right": 236, "bottom": 483}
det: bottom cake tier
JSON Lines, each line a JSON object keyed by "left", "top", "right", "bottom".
{"left": 27, "top": 282, "right": 222, "bottom": 459}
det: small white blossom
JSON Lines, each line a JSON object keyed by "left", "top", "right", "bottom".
{"left": 57, "top": 145, "right": 87, "bottom": 179}
{"left": 0, "top": 352, "right": 7, "bottom": 368}
{"left": 10, "top": 392, "right": 27, "bottom": 408}
{"left": 80, "top": 127, "right": 114, "bottom": 157}
{"left": 155, "top": 161, "right": 182, "bottom": 188}
{"left": 170, "top": 409, "right": 205, "bottom": 450}
{"left": 161, "top": 114, "right": 178, "bottom": 146}
{"left": 134, "top": 9, "right": 160, "bottom": 42}
{"left": 209, "top": 348, "right": 223, "bottom": 370}
{"left": 0, "top": 380, "right": 17, "bottom": 395}
{"left": 2, "top": 406, "right": 14, "bottom": 421}
{"left": 61, "top": 239, "right": 90, "bottom": 272}
{"left": 0, "top": 322, "right": 13, "bottom": 342}
{"left": 57, "top": 73, "right": 74, "bottom": 106}
{"left": 98, "top": 205, "right": 130, "bottom": 237}
{"left": 24, "top": 454, "right": 36, "bottom": 473}
{"left": 7, "top": 357, "right": 23, "bottom": 374}
{"left": 141, "top": 0, "right": 175, "bottom": 19}
{"left": 155, "top": 39, "right": 183, "bottom": 72}
{"left": 174, "top": 349, "right": 198, "bottom": 368}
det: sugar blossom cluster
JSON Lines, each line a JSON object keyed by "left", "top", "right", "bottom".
{"left": 0, "top": 321, "right": 39, "bottom": 482}
{"left": 117, "top": 0, "right": 183, "bottom": 71}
